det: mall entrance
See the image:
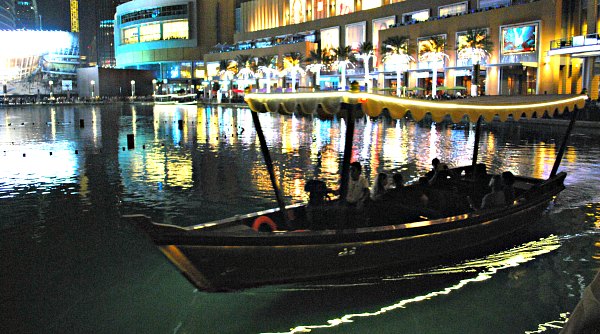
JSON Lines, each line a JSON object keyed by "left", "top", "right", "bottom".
{"left": 499, "top": 65, "right": 537, "bottom": 95}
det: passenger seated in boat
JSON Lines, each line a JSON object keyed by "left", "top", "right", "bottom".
{"left": 370, "top": 175, "right": 441, "bottom": 225}
{"left": 370, "top": 172, "right": 389, "bottom": 201}
{"left": 345, "top": 161, "right": 370, "bottom": 208}
{"left": 384, "top": 173, "right": 425, "bottom": 205}
{"left": 304, "top": 179, "right": 335, "bottom": 229}
{"left": 469, "top": 175, "right": 505, "bottom": 210}
{"left": 304, "top": 179, "right": 331, "bottom": 206}
{"left": 425, "top": 158, "right": 442, "bottom": 180}
{"left": 501, "top": 171, "right": 516, "bottom": 205}
{"left": 426, "top": 158, "right": 454, "bottom": 187}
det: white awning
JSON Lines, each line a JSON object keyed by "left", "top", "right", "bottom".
{"left": 245, "top": 92, "right": 586, "bottom": 122}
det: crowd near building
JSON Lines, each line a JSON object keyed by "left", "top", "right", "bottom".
{"left": 2, "top": 0, "right": 600, "bottom": 100}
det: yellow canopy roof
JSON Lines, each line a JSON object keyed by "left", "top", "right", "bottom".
{"left": 245, "top": 92, "right": 586, "bottom": 122}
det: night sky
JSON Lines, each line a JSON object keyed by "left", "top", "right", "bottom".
{"left": 36, "top": 0, "right": 71, "bottom": 31}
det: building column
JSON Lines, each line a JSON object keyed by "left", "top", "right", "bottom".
{"left": 582, "top": 57, "right": 594, "bottom": 94}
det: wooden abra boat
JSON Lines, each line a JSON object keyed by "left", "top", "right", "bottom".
{"left": 128, "top": 93, "right": 585, "bottom": 291}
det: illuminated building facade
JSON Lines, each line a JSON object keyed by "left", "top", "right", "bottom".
{"left": 0, "top": 30, "right": 80, "bottom": 95}
{"left": 110, "top": 0, "right": 600, "bottom": 98}
{"left": 114, "top": 0, "right": 237, "bottom": 89}
{"left": 14, "top": 0, "right": 39, "bottom": 30}
{"left": 0, "top": 0, "right": 16, "bottom": 30}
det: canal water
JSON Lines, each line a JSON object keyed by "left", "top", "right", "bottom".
{"left": 1, "top": 104, "right": 599, "bottom": 334}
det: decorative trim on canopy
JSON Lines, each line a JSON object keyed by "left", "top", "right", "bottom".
{"left": 245, "top": 92, "right": 586, "bottom": 122}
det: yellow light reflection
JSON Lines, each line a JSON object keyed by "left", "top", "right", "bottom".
{"left": 91, "top": 107, "right": 98, "bottom": 145}
{"left": 279, "top": 236, "right": 561, "bottom": 334}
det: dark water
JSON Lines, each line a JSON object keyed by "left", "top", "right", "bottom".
{"left": 1, "top": 104, "right": 599, "bottom": 334}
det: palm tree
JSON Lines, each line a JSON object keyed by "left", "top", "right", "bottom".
{"left": 217, "top": 60, "right": 235, "bottom": 101}
{"left": 382, "top": 36, "right": 414, "bottom": 96}
{"left": 256, "top": 55, "right": 278, "bottom": 93}
{"left": 457, "top": 29, "right": 493, "bottom": 96}
{"left": 333, "top": 46, "right": 356, "bottom": 90}
{"left": 321, "top": 48, "right": 336, "bottom": 69}
{"left": 418, "top": 35, "right": 449, "bottom": 98}
{"left": 356, "top": 41, "right": 375, "bottom": 91}
{"left": 457, "top": 28, "right": 493, "bottom": 65}
{"left": 235, "top": 54, "right": 256, "bottom": 91}
{"left": 305, "top": 50, "right": 325, "bottom": 91}
{"left": 282, "top": 52, "right": 306, "bottom": 92}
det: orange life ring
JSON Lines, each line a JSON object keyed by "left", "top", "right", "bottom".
{"left": 252, "top": 216, "right": 278, "bottom": 232}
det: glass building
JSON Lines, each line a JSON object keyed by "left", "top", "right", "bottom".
{"left": 0, "top": 0, "right": 16, "bottom": 30}
{"left": 14, "top": 0, "right": 39, "bottom": 30}
{"left": 114, "top": 0, "right": 237, "bottom": 91}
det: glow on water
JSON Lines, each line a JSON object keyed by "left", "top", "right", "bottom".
{"left": 1, "top": 104, "right": 599, "bottom": 334}
{"left": 270, "top": 236, "right": 562, "bottom": 334}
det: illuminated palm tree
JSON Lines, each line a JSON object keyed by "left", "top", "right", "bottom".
{"left": 234, "top": 54, "right": 256, "bottom": 91}
{"left": 457, "top": 28, "right": 493, "bottom": 65}
{"left": 382, "top": 36, "right": 414, "bottom": 96}
{"left": 356, "top": 41, "right": 375, "bottom": 91}
{"left": 305, "top": 50, "right": 325, "bottom": 91}
{"left": 418, "top": 35, "right": 448, "bottom": 98}
{"left": 257, "top": 55, "right": 278, "bottom": 93}
{"left": 333, "top": 46, "right": 356, "bottom": 90}
{"left": 218, "top": 60, "right": 235, "bottom": 101}
{"left": 457, "top": 29, "right": 493, "bottom": 96}
{"left": 281, "top": 52, "right": 306, "bottom": 92}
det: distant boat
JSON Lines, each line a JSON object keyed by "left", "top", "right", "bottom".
{"left": 153, "top": 93, "right": 197, "bottom": 105}
{"left": 153, "top": 94, "right": 174, "bottom": 105}
{"left": 171, "top": 93, "right": 198, "bottom": 105}
{"left": 130, "top": 93, "right": 586, "bottom": 292}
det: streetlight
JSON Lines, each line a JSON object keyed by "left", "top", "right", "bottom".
{"left": 90, "top": 80, "right": 95, "bottom": 98}
{"left": 48, "top": 80, "right": 53, "bottom": 100}
{"left": 130, "top": 80, "right": 136, "bottom": 98}
{"left": 152, "top": 79, "right": 157, "bottom": 95}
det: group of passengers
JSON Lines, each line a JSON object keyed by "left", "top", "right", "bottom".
{"left": 305, "top": 159, "right": 517, "bottom": 228}
{"left": 343, "top": 159, "right": 517, "bottom": 213}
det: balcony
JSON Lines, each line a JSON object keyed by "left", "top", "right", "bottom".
{"left": 549, "top": 33, "right": 600, "bottom": 56}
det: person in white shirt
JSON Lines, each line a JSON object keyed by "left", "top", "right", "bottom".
{"left": 346, "top": 161, "right": 370, "bottom": 207}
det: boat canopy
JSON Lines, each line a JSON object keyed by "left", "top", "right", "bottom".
{"left": 245, "top": 92, "right": 587, "bottom": 122}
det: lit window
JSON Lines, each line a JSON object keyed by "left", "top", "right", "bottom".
{"left": 478, "top": 0, "right": 510, "bottom": 9}
{"left": 362, "top": 1, "right": 382, "bottom": 10}
{"left": 122, "top": 27, "right": 138, "bottom": 44}
{"left": 139, "top": 23, "right": 161, "bottom": 42}
{"left": 439, "top": 2, "right": 468, "bottom": 16}
{"left": 163, "top": 20, "right": 189, "bottom": 40}
{"left": 402, "top": 9, "right": 429, "bottom": 23}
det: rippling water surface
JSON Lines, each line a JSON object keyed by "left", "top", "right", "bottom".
{"left": 1, "top": 103, "right": 599, "bottom": 333}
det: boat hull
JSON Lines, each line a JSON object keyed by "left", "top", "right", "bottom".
{"left": 161, "top": 196, "right": 552, "bottom": 290}
{"left": 130, "top": 172, "right": 565, "bottom": 291}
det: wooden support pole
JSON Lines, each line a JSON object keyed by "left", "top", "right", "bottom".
{"left": 471, "top": 115, "right": 482, "bottom": 180}
{"left": 550, "top": 107, "right": 579, "bottom": 178}
{"left": 339, "top": 102, "right": 357, "bottom": 201}
{"left": 250, "top": 110, "right": 289, "bottom": 228}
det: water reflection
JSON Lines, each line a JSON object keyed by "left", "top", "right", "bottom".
{"left": 1, "top": 104, "right": 600, "bottom": 334}
{"left": 276, "top": 236, "right": 562, "bottom": 334}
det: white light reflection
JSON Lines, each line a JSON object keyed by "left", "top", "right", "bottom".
{"left": 50, "top": 108, "right": 56, "bottom": 140}
{"left": 524, "top": 313, "right": 569, "bottom": 334}
{"left": 428, "top": 122, "right": 438, "bottom": 162}
{"left": 270, "top": 236, "right": 561, "bottom": 334}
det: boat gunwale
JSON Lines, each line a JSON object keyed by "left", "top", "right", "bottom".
{"left": 129, "top": 172, "right": 566, "bottom": 246}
